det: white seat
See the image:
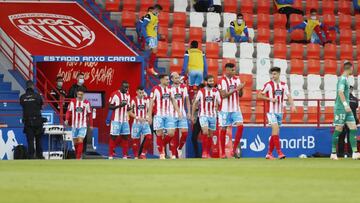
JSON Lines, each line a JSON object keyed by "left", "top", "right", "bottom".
{"left": 206, "top": 13, "right": 221, "bottom": 27}
{"left": 256, "top": 58, "right": 271, "bottom": 75}
{"left": 256, "top": 43, "right": 271, "bottom": 58}
{"left": 239, "top": 58, "right": 254, "bottom": 74}
{"left": 307, "top": 74, "right": 321, "bottom": 91}
{"left": 324, "top": 74, "right": 338, "bottom": 91}
{"left": 223, "top": 12, "right": 236, "bottom": 28}
{"left": 222, "top": 42, "right": 237, "bottom": 58}
{"left": 273, "top": 58, "right": 288, "bottom": 75}
{"left": 256, "top": 74, "right": 270, "bottom": 90}
{"left": 190, "top": 12, "right": 204, "bottom": 27}
{"left": 308, "top": 90, "right": 323, "bottom": 106}
{"left": 348, "top": 76, "right": 355, "bottom": 86}
{"left": 240, "top": 42, "right": 254, "bottom": 59}
{"left": 291, "top": 89, "right": 305, "bottom": 106}
{"left": 290, "top": 74, "right": 304, "bottom": 91}
{"left": 324, "top": 91, "right": 336, "bottom": 106}
{"left": 248, "top": 28, "right": 255, "bottom": 41}
{"left": 174, "top": 0, "right": 188, "bottom": 12}
{"left": 213, "top": 0, "right": 222, "bottom": 6}
{"left": 206, "top": 27, "right": 221, "bottom": 42}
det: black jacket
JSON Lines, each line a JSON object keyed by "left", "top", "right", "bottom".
{"left": 50, "top": 87, "right": 67, "bottom": 110}
{"left": 349, "top": 93, "right": 359, "bottom": 124}
{"left": 20, "top": 88, "right": 43, "bottom": 121}
{"left": 68, "top": 84, "right": 87, "bottom": 98}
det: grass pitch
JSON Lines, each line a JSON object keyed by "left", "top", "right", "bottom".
{"left": 0, "top": 158, "right": 359, "bottom": 203}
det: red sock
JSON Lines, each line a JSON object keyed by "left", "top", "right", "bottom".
{"left": 109, "top": 136, "right": 116, "bottom": 157}
{"left": 121, "top": 137, "right": 129, "bottom": 157}
{"left": 171, "top": 130, "right": 179, "bottom": 156}
{"left": 156, "top": 135, "right": 164, "bottom": 154}
{"left": 74, "top": 143, "right": 79, "bottom": 158}
{"left": 268, "top": 136, "right": 274, "bottom": 154}
{"left": 143, "top": 134, "right": 152, "bottom": 154}
{"left": 272, "top": 135, "right": 281, "bottom": 154}
{"left": 76, "top": 142, "right": 83, "bottom": 159}
{"left": 220, "top": 128, "right": 227, "bottom": 156}
{"left": 202, "top": 134, "right": 208, "bottom": 157}
{"left": 163, "top": 135, "right": 173, "bottom": 145}
{"left": 178, "top": 131, "right": 188, "bottom": 150}
{"left": 233, "top": 125, "right": 244, "bottom": 153}
{"left": 149, "top": 52, "right": 157, "bottom": 68}
{"left": 169, "top": 138, "right": 177, "bottom": 157}
{"left": 132, "top": 138, "right": 140, "bottom": 157}
{"left": 207, "top": 136, "right": 212, "bottom": 156}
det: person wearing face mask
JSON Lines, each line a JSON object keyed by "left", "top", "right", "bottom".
{"left": 68, "top": 73, "right": 87, "bottom": 99}
{"left": 141, "top": 4, "right": 163, "bottom": 76}
{"left": 50, "top": 76, "right": 67, "bottom": 113}
{"left": 273, "top": 0, "right": 304, "bottom": 29}
{"left": 288, "top": 8, "right": 338, "bottom": 45}
{"left": 225, "top": 13, "right": 252, "bottom": 43}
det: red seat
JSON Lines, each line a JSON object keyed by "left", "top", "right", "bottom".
{"left": 356, "top": 30, "right": 360, "bottom": 48}
{"left": 158, "top": 27, "right": 169, "bottom": 42}
{"left": 322, "top": 0, "right": 335, "bottom": 15}
{"left": 324, "top": 43, "right": 337, "bottom": 60}
{"left": 358, "top": 44, "right": 360, "bottom": 59}
{"left": 240, "top": 0, "right": 253, "bottom": 14}
{"left": 288, "top": 106, "right": 304, "bottom": 123}
{"left": 356, "top": 15, "right": 360, "bottom": 28}
{"left": 172, "top": 27, "right": 186, "bottom": 42}
{"left": 257, "top": 13, "right": 270, "bottom": 29}
{"left": 238, "top": 74, "right": 253, "bottom": 101}
{"left": 257, "top": 0, "right": 270, "bottom": 14}
{"left": 172, "top": 12, "right": 187, "bottom": 28}
{"left": 290, "top": 14, "right": 303, "bottom": 27}
{"left": 338, "top": 0, "right": 351, "bottom": 15}
{"left": 207, "top": 59, "right": 219, "bottom": 83}
{"left": 273, "top": 43, "right": 287, "bottom": 59}
{"left": 122, "top": 0, "right": 137, "bottom": 11}
{"left": 340, "top": 29, "right": 352, "bottom": 45}
{"left": 170, "top": 58, "right": 184, "bottom": 74}
{"left": 243, "top": 13, "right": 253, "bottom": 28}
{"left": 338, "top": 14, "right": 352, "bottom": 29}
{"left": 306, "top": 43, "right": 320, "bottom": 59}
{"left": 206, "top": 42, "right": 220, "bottom": 59}
{"left": 323, "top": 14, "right": 336, "bottom": 27}
{"left": 105, "top": 0, "right": 120, "bottom": 11}
{"left": 256, "top": 28, "right": 270, "bottom": 43}
{"left": 121, "top": 12, "right": 136, "bottom": 27}
{"left": 290, "top": 30, "right": 305, "bottom": 42}
{"left": 307, "top": 59, "right": 321, "bottom": 75}
{"left": 327, "top": 30, "right": 337, "bottom": 43}
{"left": 159, "top": 0, "right": 171, "bottom": 12}
{"left": 290, "top": 59, "right": 304, "bottom": 75}
{"left": 157, "top": 41, "right": 168, "bottom": 57}
{"left": 340, "top": 44, "right": 353, "bottom": 60}
{"left": 323, "top": 59, "right": 338, "bottom": 75}
{"left": 324, "top": 107, "right": 334, "bottom": 124}
{"left": 307, "top": 107, "right": 320, "bottom": 124}
{"left": 240, "top": 104, "right": 252, "bottom": 123}
{"left": 292, "top": 0, "right": 303, "bottom": 11}
{"left": 290, "top": 43, "right": 304, "bottom": 59}
{"left": 305, "top": 0, "right": 319, "bottom": 15}
{"left": 189, "top": 27, "right": 203, "bottom": 43}
{"left": 273, "top": 13, "right": 287, "bottom": 28}
{"left": 139, "top": 0, "right": 155, "bottom": 12}
{"left": 158, "top": 12, "right": 170, "bottom": 27}
{"left": 224, "top": 0, "right": 238, "bottom": 13}
{"left": 254, "top": 104, "right": 265, "bottom": 124}
{"left": 273, "top": 28, "right": 287, "bottom": 44}
{"left": 171, "top": 41, "right": 186, "bottom": 58}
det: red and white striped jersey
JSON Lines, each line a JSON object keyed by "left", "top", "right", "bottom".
{"left": 218, "top": 76, "right": 242, "bottom": 112}
{"left": 170, "top": 84, "right": 188, "bottom": 117}
{"left": 109, "top": 90, "right": 131, "bottom": 122}
{"left": 261, "top": 80, "right": 290, "bottom": 114}
{"left": 67, "top": 99, "right": 91, "bottom": 128}
{"left": 131, "top": 96, "right": 149, "bottom": 122}
{"left": 195, "top": 87, "right": 221, "bottom": 117}
{"left": 150, "top": 85, "right": 174, "bottom": 116}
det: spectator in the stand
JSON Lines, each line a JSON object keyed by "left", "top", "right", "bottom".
{"left": 50, "top": 76, "right": 67, "bottom": 112}
{"left": 288, "top": 9, "right": 337, "bottom": 45}
{"left": 353, "top": 0, "right": 360, "bottom": 13}
{"left": 225, "top": 13, "right": 252, "bottom": 43}
{"left": 181, "top": 40, "right": 208, "bottom": 100}
{"left": 68, "top": 73, "right": 87, "bottom": 98}
{"left": 274, "top": 0, "right": 304, "bottom": 29}
{"left": 136, "top": 6, "right": 154, "bottom": 50}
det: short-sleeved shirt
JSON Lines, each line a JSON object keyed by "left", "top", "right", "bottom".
{"left": 170, "top": 84, "right": 189, "bottom": 117}
{"left": 261, "top": 80, "right": 289, "bottom": 114}
{"left": 335, "top": 75, "right": 350, "bottom": 111}
{"left": 195, "top": 87, "right": 221, "bottom": 117}
{"left": 67, "top": 99, "right": 91, "bottom": 128}
{"left": 218, "top": 76, "right": 241, "bottom": 112}
{"left": 150, "top": 85, "right": 174, "bottom": 117}
{"left": 109, "top": 90, "right": 131, "bottom": 122}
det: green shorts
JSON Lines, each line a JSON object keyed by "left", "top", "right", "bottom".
{"left": 333, "top": 109, "right": 356, "bottom": 126}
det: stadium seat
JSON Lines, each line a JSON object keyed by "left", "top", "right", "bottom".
{"left": 224, "top": 0, "right": 238, "bottom": 13}
{"left": 305, "top": 0, "right": 319, "bottom": 15}
{"left": 290, "top": 14, "right": 303, "bottom": 27}
{"left": 160, "top": 0, "right": 171, "bottom": 12}
{"left": 357, "top": 44, "right": 360, "bottom": 59}
{"left": 256, "top": 43, "right": 271, "bottom": 59}
{"left": 307, "top": 74, "right": 321, "bottom": 92}
{"left": 340, "top": 29, "right": 352, "bottom": 44}
{"left": 121, "top": 11, "right": 136, "bottom": 27}
{"left": 254, "top": 105, "right": 265, "bottom": 124}
{"left": 256, "top": 74, "right": 269, "bottom": 90}
{"left": 322, "top": 14, "right": 336, "bottom": 27}
{"left": 256, "top": 58, "right": 271, "bottom": 77}
{"left": 238, "top": 74, "right": 253, "bottom": 100}
{"left": 172, "top": 12, "right": 187, "bottom": 28}
{"left": 190, "top": 12, "right": 204, "bottom": 27}
{"left": 174, "top": 0, "right": 188, "bottom": 12}
{"left": 243, "top": 13, "right": 253, "bottom": 28}
{"left": 273, "top": 43, "right": 287, "bottom": 59}
{"left": 292, "top": 0, "right": 303, "bottom": 11}
{"left": 240, "top": 42, "right": 254, "bottom": 59}
{"left": 288, "top": 106, "right": 304, "bottom": 123}
{"left": 273, "top": 28, "right": 287, "bottom": 44}
{"left": 340, "top": 44, "right": 353, "bottom": 60}
{"left": 307, "top": 59, "right": 321, "bottom": 75}
{"left": 307, "top": 90, "right": 322, "bottom": 106}
{"left": 323, "top": 43, "right": 337, "bottom": 60}
{"left": 122, "top": 0, "right": 136, "bottom": 11}
{"left": 324, "top": 107, "right": 334, "bottom": 123}
{"left": 205, "top": 42, "right": 220, "bottom": 59}
{"left": 324, "top": 74, "right": 338, "bottom": 90}
{"left": 290, "top": 59, "right": 304, "bottom": 75}
{"left": 322, "top": 0, "right": 335, "bottom": 15}
{"left": 170, "top": 58, "right": 184, "bottom": 74}
{"left": 290, "top": 74, "right": 304, "bottom": 90}
{"left": 158, "top": 12, "right": 170, "bottom": 27}
{"left": 171, "top": 27, "right": 186, "bottom": 42}
{"left": 323, "top": 59, "right": 338, "bottom": 75}
{"left": 157, "top": 41, "right": 168, "bottom": 57}
{"left": 239, "top": 58, "right": 254, "bottom": 74}
{"left": 324, "top": 91, "right": 336, "bottom": 106}
{"left": 240, "top": 0, "right": 253, "bottom": 14}
{"left": 189, "top": 27, "right": 203, "bottom": 43}
{"left": 257, "top": 0, "right": 270, "bottom": 14}
{"left": 256, "top": 28, "right": 270, "bottom": 43}
{"left": 171, "top": 41, "right": 186, "bottom": 57}
{"left": 257, "top": 13, "right": 270, "bottom": 29}
{"left": 307, "top": 107, "right": 320, "bottom": 123}
{"left": 241, "top": 103, "right": 252, "bottom": 123}
{"left": 139, "top": 0, "right": 155, "bottom": 12}
{"left": 207, "top": 13, "right": 221, "bottom": 27}
{"left": 327, "top": 30, "right": 337, "bottom": 43}
{"left": 207, "top": 58, "right": 219, "bottom": 81}
{"left": 206, "top": 27, "right": 220, "bottom": 42}
{"left": 223, "top": 13, "right": 236, "bottom": 28}
{"left": 337, "top": 0, "right": 351, "bottom": 15}
{"left": 290, "top": 30, "right": 305, "bottom": 42}
{"left": 105, "top": 0, "right": 120, "bottom": 11}
{"left": 222, "top": 42, "right": 237, "bottom": 58}
{"left": 338, "top": 14, "right": 352, "bottom": 30}
{"left": 290, "top": 89, "right": 305, "bottom": 106}
{"left": 158, "top": 27, "right": 169, "bottom": 42}
{"left": 273, "top": 58, "right": 288, "bottom": 75}
{"left": 290, "top": 43, "right": 304, "bottom": 59}
{"left": 356, "top": 30, "right": 360, "bottom": 48}
{"left": 306, "top": 44, "right": 320, "bottom": 60}
{"left": 273, "top": 13, "right": 287, "bottom": 28}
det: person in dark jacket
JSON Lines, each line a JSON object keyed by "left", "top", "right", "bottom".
{"left": 68, "top": 73, "right": 87, "bottom": 98}
{"left": 20, "top": 80, "right": 45, "bottom": 159}
{"left": 50, "top": 76, "right": 67, "bottom": 113}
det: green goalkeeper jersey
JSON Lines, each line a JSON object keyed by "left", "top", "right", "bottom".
{"left": 334, "top": 75, "right": 350, "bottom": 111}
